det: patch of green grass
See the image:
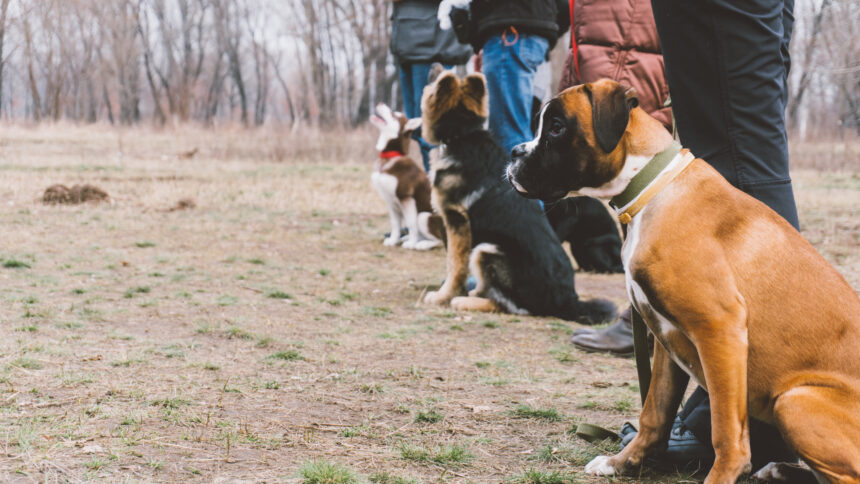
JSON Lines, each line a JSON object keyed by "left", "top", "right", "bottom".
{"left": 110, "top": 358, "right": 144, "bottom": 367}
{"left": 506, "top": 468, "right": 576, "bottom": 484}
{"left": 532, "top": 441, "right": 607, "bottom": 466}
{"left": 263, "top": 380, "right": 279, "bottom": 390}
{"left": 247, "top": 258, "right": 265, "bottom": 265}
{"left": 398, "top": 443, "right": 472, "bottom": 467}
{"left": 203, "top": 362, "right": 220, "bottom": 371}
{"left": 9, "top": 358, "right": 42, "bottom": 370}
{"left": 267, "top": 290, "right": 291, "bottom": 299}
{"left": 223, "top": 326, "right": 254, "bottom": 340}
{"left": 475, "top": 361, "right": 491, "bottom": 369}
{"left": 546, "top": 321, "right": 574, "bottom": 335}
{"left": 298, "top": 459, "right": 359, "bottom": 484}
{"left": 71, "top": 288, "right": 86, "bottom": 295}
{"left": 3, "top": 259, "right": 30, "bottom": 269}
{"left": 481, "top": 320, "right": 499, "bottom": 329}
{"left": 369, "top": 471, "right": 419, "bottom": 484}
{"left": 135, "top": 241, "right": 156, "bottom": 248}
{"left": 216, "top": 294, "right": 239, "bottom": 306}
{"left": 124, "top": 286, "right": 151, "bottom": 298}
{"left": 268, "top": 350, "right": 303, "bottom": 361}
{"left": 358, "top": 383, "right": 383, "bottom": 394}
{"left": 15, "top": 325, "right": 38, "bottom": 332}
{"left": 339, "top": 423, "right": 372, "bottom": 438}
{"left": 612, "top": 397, "right": 635, "bottom": 413}
{"left": 318, "top": 268, "right": 330, "bottom": 276}
{"left": 363, "top": 306, "right": 393, "bottom": 318}
{"left": 414, "top": 409, "right": 444, "bottom": 424}
{"left": 256, "top": 335, "right": 275, "bottom": 348}
{"left": 150, "top": 397, "right": 191, "bottom": 409}
{"left": 85, "top": 458, "right": 108, "bottom": 470}
{"left": 509, "top": 404, "right": 563, "bottom": 421}
{"left": 56, "top": 321, "right": 84, "bottom": 329}
{"left": 549, "top": 346, "right": 580, "bottom": 364}
{"left": 481, "top": 378, "right": 510, "bottom": 386}
{"left": 450, "top": 324, "right": 464, "bottom": 331}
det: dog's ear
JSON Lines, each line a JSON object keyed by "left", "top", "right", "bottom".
{"left": 461, "top": 73, "right": 488, "bottom": 117}
{"left": 403, "top": 117, "right": 422, "bottom": 133}
{"left": 588, "top": 82, "right": 639, "bottom": 153}
{"left": 433, "top": 72, "right": 460, "bottom": 102}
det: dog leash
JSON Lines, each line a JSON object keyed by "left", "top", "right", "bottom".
{"left": 575, "top": 229, "right": 650, "bottom": 445}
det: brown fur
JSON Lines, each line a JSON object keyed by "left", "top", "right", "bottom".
{"left": 532, "top": 80, "right": 860, "bottom": 483}
{"left": 424, "top": 205, "right": 470, "bottom": 304}
{"left": 43, "top": 184, "right": 109, "bottom": 205}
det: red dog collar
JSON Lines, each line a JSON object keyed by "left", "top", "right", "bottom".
{"left": 379, "top": 151, "right": 403, "bottom": 159}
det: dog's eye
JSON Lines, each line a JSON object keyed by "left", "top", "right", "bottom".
{"left": 548, "top": 119, "right": 565, "bottom": 137}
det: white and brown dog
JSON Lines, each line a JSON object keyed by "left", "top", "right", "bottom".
{"left": 507, "top": 79, "right": 860, "bottom": 483}
{"left": 369, "top": 103, "right": 443, "bottom": 250}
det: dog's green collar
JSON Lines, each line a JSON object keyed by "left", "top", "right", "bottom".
{"left": 610, "top": 142, "right": 683, "bottom": 213}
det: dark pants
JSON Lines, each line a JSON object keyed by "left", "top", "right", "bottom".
{"left": 398, "top": 62, "right": 437, "bottom": 172}
{"left": 651, "top": 0, "right": 799, "bottom": 468}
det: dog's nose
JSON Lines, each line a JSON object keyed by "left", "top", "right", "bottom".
{"left": 510, "top": 143, "right": 528, "bottom": 159}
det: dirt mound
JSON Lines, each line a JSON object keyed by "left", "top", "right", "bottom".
{"left": 42, "top": 184, "right": 109, "bottom": 205}
{"left": 168, "top": 197, "right": 196, "bottom": 211}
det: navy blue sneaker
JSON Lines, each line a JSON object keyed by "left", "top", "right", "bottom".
{"left": 619, "top": 417, "right": 714, "bottom": 473}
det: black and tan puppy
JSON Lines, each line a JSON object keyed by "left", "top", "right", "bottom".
{"left": 544, "top": 197, "right": 623, "bottom": 274}
{"left": 507, "top": 79, "right": 860, "bottom": 483}
{"left": 419, "top": 68, "right": 616, "bottom": 324}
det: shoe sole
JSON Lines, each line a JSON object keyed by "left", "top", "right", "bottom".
{"left": 571, "top": 343, "right": 634, "bottom": 357}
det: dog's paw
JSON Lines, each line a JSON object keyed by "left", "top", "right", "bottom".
{"left": 413, "top": 240, "right": 441, "bottom": 251}
{"left": 585, "top": 456, "right": 617, "bottom": 476}
{"left": 383, "top": 236, "right": 400, "bottom": 247}
{"left": 402, "top": 239, "right": 418, "bottom": 250}
{"left": 753, "top": 462, "right": 815, "bottom": 482}
{"left": 424, "top": 290, "right": 452, "bottom": 306}
{"left": 754, "top": 463, "right": 785, "bottom": 481}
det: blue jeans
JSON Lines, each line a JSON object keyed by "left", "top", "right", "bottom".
{"left": 482, "top": 32, "right": 549, "bottom": 154}
{"left": 399, "top": 62, "right": 442, "bottom": 172}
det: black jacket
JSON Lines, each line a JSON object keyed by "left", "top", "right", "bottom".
{"left": 466, "top": 0, "right": 570, "bottom": 51}
{"left": 391, "top": 0, "right": 473, "bottom": 64}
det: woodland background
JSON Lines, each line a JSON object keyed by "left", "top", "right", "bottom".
{"left": 0, "top": 0, "right": 854, "bottom": 138}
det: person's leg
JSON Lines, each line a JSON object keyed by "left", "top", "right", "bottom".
{"left": 407, "top": 62, "right": 434, "bottom": 171}
{"left": 399, "top": 62, "right": 416, "bottom": 122}
{"left": 652, "top": 0, "right": 798, "bottom": 228}
{"left": 651, "top": 0, "right": 797, "bottom": 468}
{"left": 481, "top": 32, "right": 549, "bottom": 153}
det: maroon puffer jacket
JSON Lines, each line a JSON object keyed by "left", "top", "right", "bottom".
{"left": 558, "top": 0, "right": 671, "bottom": 131}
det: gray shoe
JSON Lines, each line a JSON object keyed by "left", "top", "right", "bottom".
{"left": 571, "top": 307, "right": 633, "bottom": 355}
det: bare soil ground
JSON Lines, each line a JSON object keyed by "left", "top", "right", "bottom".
{"left": 0, "top": 124, "right": 856, "bottom": 483}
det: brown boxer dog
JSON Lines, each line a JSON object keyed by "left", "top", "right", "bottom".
{"left": 506, "top": 79, "right": 860, "bottom": 484}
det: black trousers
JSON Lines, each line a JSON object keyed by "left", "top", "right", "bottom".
{"left": 651, "top": 0, "right": 799, "bottom": 468}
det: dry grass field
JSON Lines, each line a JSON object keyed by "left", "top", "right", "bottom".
{"left": 0, "top": 124, "right": 856, "bottom": 483}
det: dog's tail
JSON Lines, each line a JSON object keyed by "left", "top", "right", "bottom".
{"left": 417, "top": 212, "right": 446, "bottom": 244}
{"left": 559, "top": 297, "right": 618, "bottom": 325}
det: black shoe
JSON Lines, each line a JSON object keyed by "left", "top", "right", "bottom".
{"left": 619, "top": 417, "right": 714, "bottom": 473}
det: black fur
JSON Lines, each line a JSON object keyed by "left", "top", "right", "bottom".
{"left": 544, "top": 197, "right": 624, "bottom": 274}
{"left": 433, "top": 107, "right": 616, "bottom": 324}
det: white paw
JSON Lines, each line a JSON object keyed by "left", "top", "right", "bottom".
{"left": 383, "top": 236, "right": 400, "bottom": 247}
{"left": 585, "top": 456, "right": 617, "bottom": 476}
{"left": 753, "top": 462, "right": 786, "bottom": 481}
{"left": 402, "top": 239, "right": 418, "bottom": 249}
{"left": 413, "top": 240, "right": 441, "bottom": 251}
